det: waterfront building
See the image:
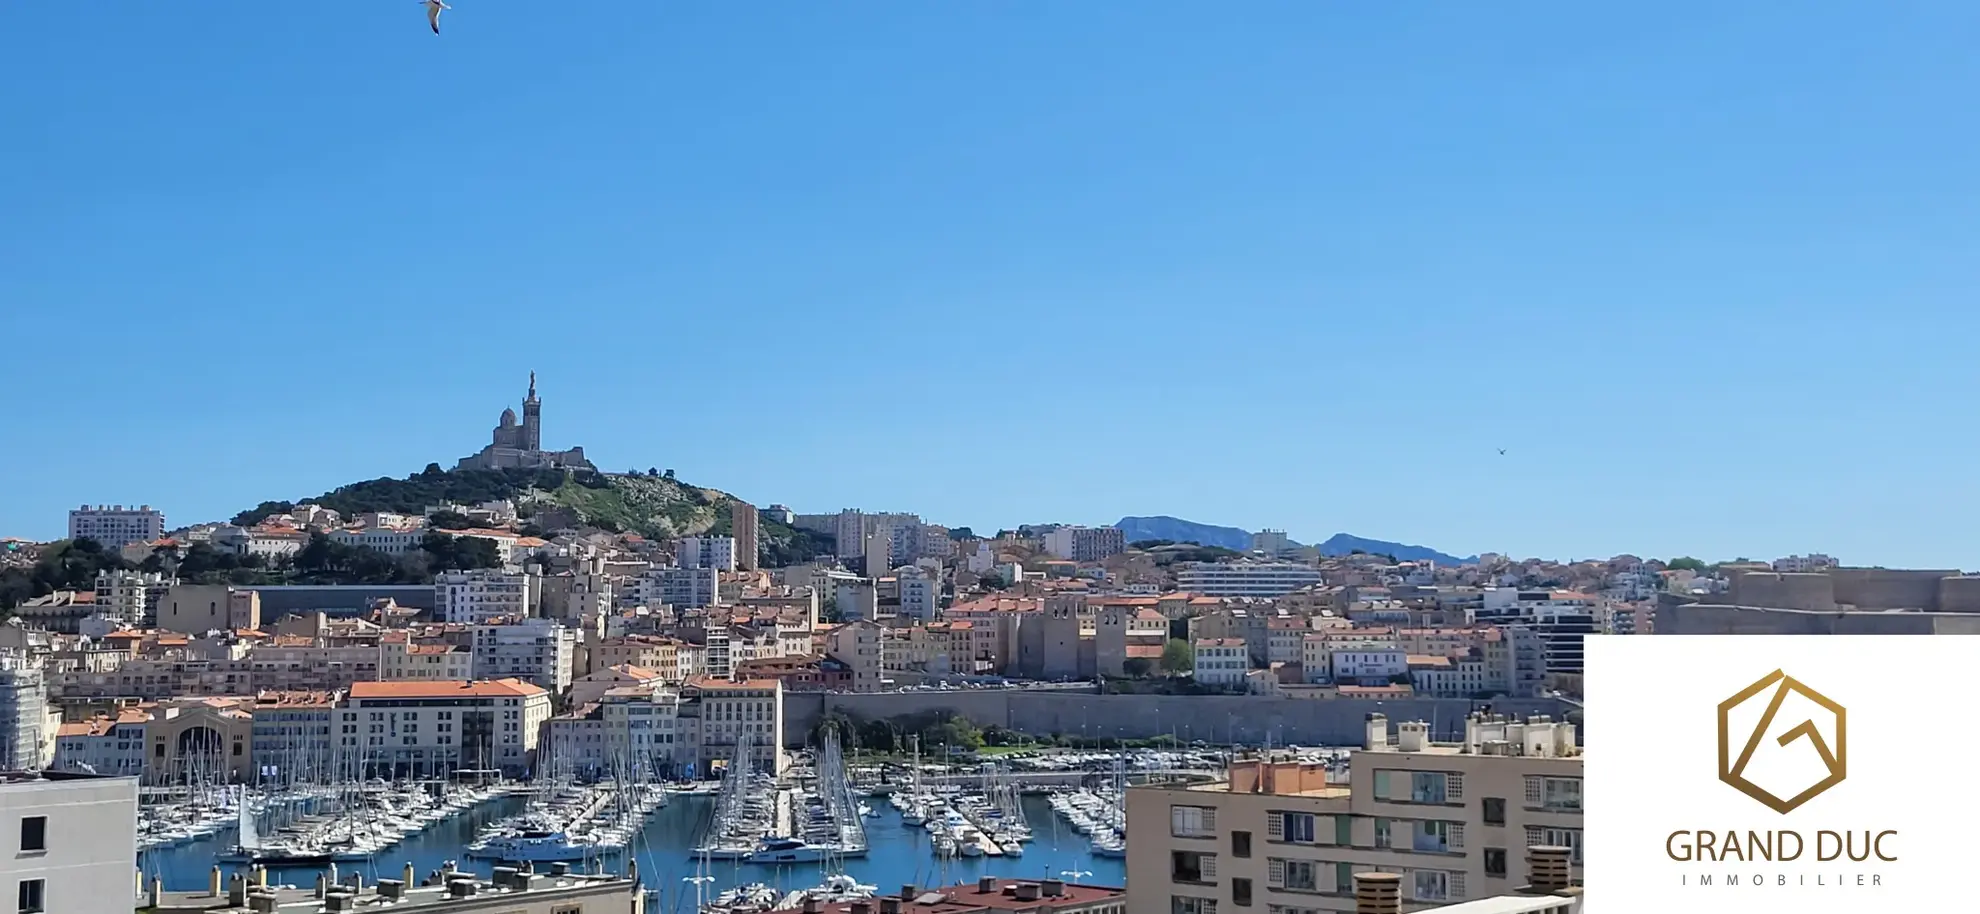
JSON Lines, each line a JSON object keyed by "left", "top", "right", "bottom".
{"left": 542, "top": 684, "right": 682, "bottom": 779}
{"left": 1124, "top": 714, "right": 1582, "bottom": 914}
{"left": 51, "top": 709, "right": 148, "bottom": 777}
{"left": 0, "top": 770, "right": 138, "bottom": 914}
{"left": 679, "top": 677, "right": 784, "bottom": 775}
{"left": 339, "top": 679, "right": 552, "bottom": 776}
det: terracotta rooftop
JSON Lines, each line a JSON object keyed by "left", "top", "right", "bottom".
{"left": 348, "top": 679, "right": 544, "bottom": 699}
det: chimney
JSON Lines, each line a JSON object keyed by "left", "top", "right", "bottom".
{"left": 881, "top": 899, "right": 902, "bottom": 914}
{"left": 1353, "top": 872, "right": 1402, "bottom": 914}
{"left": 1041, "top": 879, "right": 1065, "bottom": 897}
{"left": 1015, "top": 883, "right": 1041, "bottom": 902}
{"left": 901, "top": 884, "right": 917, "bottom": 901}
{"left": 1526, "top": 846, "right": 1574, "bottom": 893}
{"left": 804, "top": 899, "right": 826, "bottom": 914}
{"left": 852, "top": 902, "right": 875, "bottom": 914}
{"left": 978, "top": 877, "right": 998, "bottom": 894}
{"left": 1364, "top": 713, "right": 1389, "bottom": 751}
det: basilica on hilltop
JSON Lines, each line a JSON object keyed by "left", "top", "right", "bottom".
{"left": 456, "top": 373, "right": 595, "bottom": 471}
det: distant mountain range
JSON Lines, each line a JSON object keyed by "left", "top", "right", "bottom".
{"left": 1113, "top": 515, "right": 1473, "bottom": 565}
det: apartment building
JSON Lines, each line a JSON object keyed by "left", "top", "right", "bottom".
{"left": 542, "top": 684, "right": 683, "bottom": 779}
{"left": 1193, "top": 639, "right": 1249, "bottom": 687}
{"left": 1330, "top": 648, "right": 1407, "bottom": 685}
{"left": 1125, "top": 714, "right": 1582, "bottom": 914}
{"left": 679, "top": 677, "right": 784, "bottom": 774}
{"left": 677, "top": 537, "right": 738, "bottom": 572}
{"left": 825, "top": 620, "right": 885, "bottom": 691}
{"left": 645, "top": 566, "right": 719, "bottom": 609}
{"left": 898, "top": 565, "right": 941, "bottom": 622}
{"left": 471, "top": 619, "right": 576, "bottom": 696}
{"left": 1178, "top": 562, "right": 1325, "bottom": 598}
{"left": 1042, "top": 526, "right": 1127, "bottom": 563}
{"left": 732, "top": 503, "right": 761, "bottom": 572}
{"left": 91, "top": 570, "right": 171, "bottom": 625}
{"left": 51, "top": 709, "right": 148, "bottom": 777}
{"left": 380, "top": 638, "right": 473, "bottom": 681}
{"left": 0, "top": 656, "right": 45, "bottom": 772}
{"left": 0, "top": 770, "right": 138, "bottom": 914}
{"left": 156, "top": 584, "right": 262, "bottom": 635}
{"left": 339, "top": 679, "right": 552, "bottom": 776}
{"left": 246, "top": 690, "right": 340, "bottom": 785}
{"left": 67, "top": 504, "right": 165, "bottom": 550}
{"left": 434, "top": 570, "right": 539, "bottom": 624}
{"left": 587, "top": 635, "right": 687, "bottom": 681}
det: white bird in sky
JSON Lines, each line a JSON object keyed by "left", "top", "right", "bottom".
{"left": 421, "top": 0, "right": 451, "bottom": 35}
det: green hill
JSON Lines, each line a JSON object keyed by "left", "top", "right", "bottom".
{"left": 233, "top": 464, "right": 833, "bottom": 565}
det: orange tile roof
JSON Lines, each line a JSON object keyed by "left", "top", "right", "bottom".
{"left": 685, "top": 676, "right": 780, "bottom": 691}
{"left": 348, "top": 679, "right": 544, "bottom": 699}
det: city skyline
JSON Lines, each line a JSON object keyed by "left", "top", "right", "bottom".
{"left": 4, "top": 3, "right": 1977, "bottom": 566}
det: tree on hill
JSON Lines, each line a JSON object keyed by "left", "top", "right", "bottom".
{"left": 1161, "top": 638, "right": 1195, "bottom": 674}
{"left": 422, "top": 533, "right": 503, "bottom": 572}
{"left": 427, "top": 510, "right": 478, "bottom": 531}
{"left": 1666, "top": 556, "right": 1709, "bottom": 572}
{"left": 0, "top": 539, "right": 132, "bottom": 611}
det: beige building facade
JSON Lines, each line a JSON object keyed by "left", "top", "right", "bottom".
{"left": 1125, "top": 714, "right": 1582, "bottom": 914}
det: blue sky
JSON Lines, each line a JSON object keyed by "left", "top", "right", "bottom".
{"left": 3, "top": 3, "right": 1976, "bottom": 567}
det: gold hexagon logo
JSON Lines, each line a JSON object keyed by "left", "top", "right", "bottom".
{"left": 1717, "top": 669, "right": 1846, "bottom": 814}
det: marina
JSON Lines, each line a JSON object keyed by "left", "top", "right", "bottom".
{"left": 139, "top": 792, "right": 1125, "bottom": 908}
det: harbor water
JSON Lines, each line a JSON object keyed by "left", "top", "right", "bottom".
{"left": 139, "top": 794, "right": 1126, "bottom": 902}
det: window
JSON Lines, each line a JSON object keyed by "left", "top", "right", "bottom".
{"left": 1171, "top": 850, "right": 1215, "bottom": 883}
{"left": 1231, "top": 878, "right": 1252, "bottom": 907}
{"left": 1171, "top": 896, "right": 1216, "bottom": 914}
{"left": 1171, "top": 805, "right": 1216, "bottom": 838}
{"left": 1485, "top": 848, "right": 1508, "bottom": 878}
{"left": 17, "top": 879, "right": 44, "bottom": 914}
{"left": 1524, "top": 776, "right": 1582, "bottom": 811}
{"left": 1373, "top": 818, "right": 1391, "bottom": 849}
{"left": 1412, "top": 870, "right": 1450, "bottom": 902}
{"left": 1526, "top": 827, "right": 1585, "bottom": 864}
{"left": 1278, "top": 812, "right": 1314, "bottom": 843}
{"left": 1482, "top": 797, "right": 1506, "bottom": 826}
{"left": 1267, "top": 858, "right": 1316, "bottom": 892}
{"left": 19, "top": 816, "right": 45, "bottom": 853}
{"left": 1333, "top": 815, "right": 1352, "bottom": 846}
{"left": 1232, "top": 830, "right": 1251, "bottom": 858}
{"left": 1410, "top": 772, "right": 1448, "bottom": 804}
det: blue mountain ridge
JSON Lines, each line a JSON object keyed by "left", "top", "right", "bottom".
{"left": 1112, "top": 516, "right": 1473, "bottom": 565}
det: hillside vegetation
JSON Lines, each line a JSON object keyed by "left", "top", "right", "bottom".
{"left": 234, "top": 464, "right": 833, "bottom": 564}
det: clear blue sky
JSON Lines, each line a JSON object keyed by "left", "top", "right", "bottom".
{"left": 3, "top": 3, "right": 1976, "bottom": 568}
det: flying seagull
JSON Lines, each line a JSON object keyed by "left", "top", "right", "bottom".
{"left": 1497, "top": 448, "right": 1507, "bottom": 456}
{"left": 421, "top": 0, "right": 450, "bottom": 34}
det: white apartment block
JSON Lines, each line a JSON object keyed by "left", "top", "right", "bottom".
{"left": 1193, "top": 639, "right": 1250, "bottom": 687}
{"left": 0, "top": 771, "right": 139, "bottom": 914}
{"left": 643, "top": 566, "right": 718, "bottom": 609}
{"left": 675, "top": 536, "right": 737, "bottom": 571}
{"left": 91, "top": 570, "right": 169, "bottom": 624}
{"left": 471, "top": 619, "right": 576, "bottom": 695}
{"left": 897, "top": 565, "right": 940, "bottom": 622}
{"left": 1250, "top": 529, "right": 1292, "bottom": 556}
{"left": 435, "top": 570, "right": 539, "bottom": 624}
{"left": 67, "top": 504, "right": 165, "bottom": 550}
{"left": 327, "top": 527, "right": 427, "bottom": 555}
{"left": 1126, "top": 714, "right": 1582, "bottom": 914}
{"left": 1042, "top": 525, "right": 1128, "bottom": 563}
{"left": 1331, "top": 648, "right": 1408, "bottom": 684}
{"left": 1178, "top": 561, "right": 1325, "bottom": 598}
{"left": 340, "top": 679, "right": 551, "bottom": 776}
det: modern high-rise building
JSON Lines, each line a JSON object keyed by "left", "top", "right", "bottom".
{"left": 1176, "top": 560, "right": 1324, "bottom": 597}
{"left": 66, "top": 504, "right": 164, "bottom": 550}
{"left": 676, "top": 536, "right": 737, "bottom": 572}
{"left": 0, "top": 655, "right": 46, "bottom": 771}
{"left": 732, "top": 502, "right": 761, "bottom": 571}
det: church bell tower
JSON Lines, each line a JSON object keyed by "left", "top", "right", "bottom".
{"left": 521, "top": 371, "right": 542, "bottom": 451}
